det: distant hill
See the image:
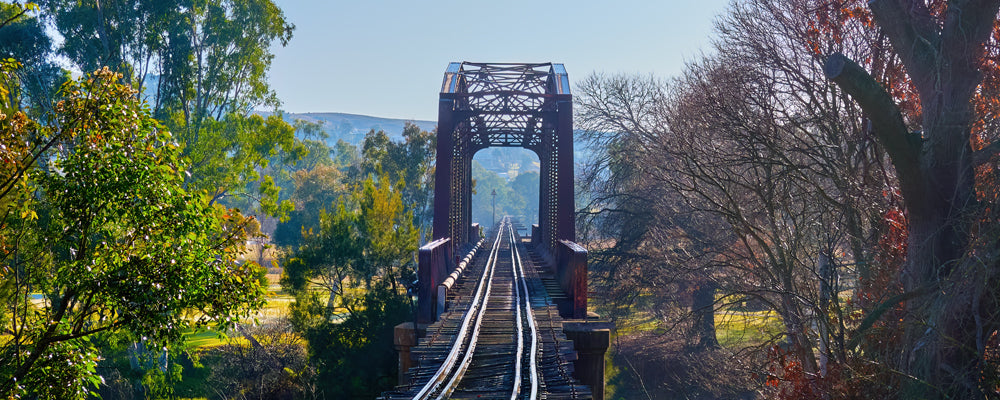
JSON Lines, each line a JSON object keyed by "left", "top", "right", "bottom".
{"left": 264, "top": 111, "right": 541, "bottom": 176}
{"left": 258, "top": 111, "right": 599, "bottom": 179}
{"left": 265, "top": 111, "right": 437, "bottom": 144}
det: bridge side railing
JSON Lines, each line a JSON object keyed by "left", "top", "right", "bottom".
{"left": 417, "top": 238, "right": 452, "bottom": 323}
{"left": 419, "top": 223, "right": 588, "bottom": 323}
{"left": 417, "top": 224, "right": 484, "bottom": 324}
{"left": 556, "top": 240, "right": 588, "bottom": 319}
{"left": 532, "top": 224, "right": 589, "bottom": 319}
{"left": 436, "top": 238, "right": 484, "bottom": 320}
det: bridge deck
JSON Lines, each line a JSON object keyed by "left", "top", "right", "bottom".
{"left": 381, "top": 220, "right": 591, "bottom": 399}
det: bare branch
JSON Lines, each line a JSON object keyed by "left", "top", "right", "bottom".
{"left": 941, "top": 0, "right": 1000, "bottom": 93}
{"left": 973, "top": 139, "right": 1000, "bottom": 166}
{"left": 867, "top": 0, "right": 941, "bottom": 88}
{"left": 824, "top": 53, "right": 927, "bottom": 210}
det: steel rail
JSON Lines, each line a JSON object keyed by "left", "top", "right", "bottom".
{"left": 410, "top": 219, "right": 542, "bottom": 400}
{"left": 510, "top": 226, "right": 540, "bottom": 400}
{"left": 511, "top": 221, "right": 525, "bottom": 399}
{"left": 434, "top": 225, "right": 501, "bottom": 400}
{"left": 411, "top": 221, "right": 506, "bottom": 400}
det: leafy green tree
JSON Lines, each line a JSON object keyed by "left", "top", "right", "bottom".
{"left": 333, "top": 138, "right": 361, "bottom": 171}
{"left": 283, "top": 175, "right": 418, "bottom": 309}
{"left": 299, "top": 282, "right": 408, "bottom": 399}
{"left": 272, "top": 164, "right": 345, "bottom": 248}
{"left": 292, "top": 119, "right": 335, "bottom": 171}
{"left": 39, "top": 0, "right": 177, "bottom": 91}
{"left": 359, "top": 123, "right": 436, "bottom": 228}
{"left": 268, "top": 120, "right": 338, "bottom": 247}
{"left": 40, "top": 0, "right": 293, "bottom": 123}
{"left": 470, "top": 160, "right": 523, "bottom": 227}
{"left": 0, "top": 68, "right": 265, "bottom": 398}
{"left": 176, "top": 111, "right": 304, "bottom": 219}
{"left": 508, "top": 171, "right": 539, "bottom": 225}
{"left": 0, "top": 2, "right": 63, "bottom": 114}
{"left": 40, "top": 0, "right": 301, "bottom": 222}
{"left": 281, "top": 175, "right": 418, "bottom": 398}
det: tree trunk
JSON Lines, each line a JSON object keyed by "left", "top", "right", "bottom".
{"left": 691, "top": 279, "right": 719, "bottom": 349}
{"left": 825, "top": 7, "right": 993, "bottom": 390}
{"left": 779, "top": 291, "right": 819, "bottom": 377}
{"left": 898, "top": 121, "right": 979, "bottom": 397}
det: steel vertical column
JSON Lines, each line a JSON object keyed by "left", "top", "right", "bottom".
{"left": 460, "top": 142, "right": 472, "bottom": 245}
{"left": 433, "top": 98, "right": 455, "bottom": 242}
{"left": 449, "top": 128, "right": 467, "bottom": 247}
{"left": 556, "top": 99, "right": 575, "bottom": 242}
{"left": 538, "top": 137, "right": 552, "bottom": 249}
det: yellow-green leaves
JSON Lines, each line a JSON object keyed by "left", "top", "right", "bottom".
{"left": 1, "top": 69, "right": 266, "bottom": 398}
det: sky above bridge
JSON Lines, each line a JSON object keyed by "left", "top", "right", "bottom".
{"left": 267, "top": 0, "right": 729, "bottom": 122}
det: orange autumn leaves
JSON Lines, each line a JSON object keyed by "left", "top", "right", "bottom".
{"left": 807, "top": 0, "right": 1000, "bottom": 205}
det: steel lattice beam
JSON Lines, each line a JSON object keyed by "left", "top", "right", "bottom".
{"left": 433, "top": 62, "right": 574, "bottom": 253}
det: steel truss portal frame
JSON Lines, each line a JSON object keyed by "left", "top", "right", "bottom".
{"left": 432, "top": 62, "right": 575, "bottom": 252}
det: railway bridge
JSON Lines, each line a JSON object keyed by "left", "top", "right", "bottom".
{"left": 385, "top": 63, "right": 611, "bottom": 400}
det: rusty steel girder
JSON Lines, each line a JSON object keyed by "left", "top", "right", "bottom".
{"left": 432, "top": 62, "right": 574, "bottom": 252}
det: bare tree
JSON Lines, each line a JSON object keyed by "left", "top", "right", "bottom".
{"left": 825, "top": 0, "right": 1000, "bottom": 396}
{"left": 575, "top": 1, "right": 912, "bottom": 397}
{"left": 578, "top": 0, "right": 1000, "bottom": 397}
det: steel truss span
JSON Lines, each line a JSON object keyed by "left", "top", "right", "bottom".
{"left": 433, "top": 62, "right": 575, "bottom": 253}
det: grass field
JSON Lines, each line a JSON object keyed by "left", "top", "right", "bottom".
{"left": 715, "top": 310, "right": 784, "bottom": 347}
{"left": 182, "top": 329, "right": 229, "bottom": 349}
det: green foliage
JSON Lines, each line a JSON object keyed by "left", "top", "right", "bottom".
{"left": 297, "top": 281, "right": 409, "bottom": 399}
{"left": 508, "top": 171, "right": 539, "bottom": 223}
{"left": 296, "top": 138, "right": 334, "bottom": 171}
{"left": 470, "top": 161, "right": 539, "bottom": 226}
{"left": 282, "top": 201, "right": 359, "bottom": 312}
{"left": 359, "top": 123, "right": 435, "bottom": 226}
{"left": 41, "top": 0, "right": 294, "bottom": 122}
{"left": 171, "top": 111, "right": 304, "bottom": 219}
{"left": 272, "top": 164, "right": 344, "bottom": 248}
{"left": 281, "top": 173, "right": 419, "bottom": 398}
{"left": 354, "top": 176, "right": 419, "bottom": 281}
{"left": 0, "top": 2, "right": 62, "bottom": 113}
{"left": 283, "top": 175, "right": 418, "bottom": 298}
{"left": 92, "top": 330, "right": 191, "bottom": 399}
{"left": 40, "top": 0, "right": 303, "bottom": 222}
{"left": 0, "top": 68, "right": 265, "bottom": 398}
{"left": 332, "top": 138, "right": 361, "bottom": 171}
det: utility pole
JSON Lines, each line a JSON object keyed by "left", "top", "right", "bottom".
{"left": 491, "top": 189, "right": 497, "bottom": 230}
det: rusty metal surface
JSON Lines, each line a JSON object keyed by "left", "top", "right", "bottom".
{"left": 556, "top": 240, "right": 588, "bottom": 319}
{"left": 432, "top": 62, "right": 575, "bottom": 257}
{"left": 417, "top": 238, "right": 453, "bottom": 323}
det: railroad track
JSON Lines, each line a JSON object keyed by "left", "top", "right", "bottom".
{"left": 382, "top": 218, "right": 590, "bottom": 400}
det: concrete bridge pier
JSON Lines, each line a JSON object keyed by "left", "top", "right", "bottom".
{"left": 564, "top": 321, "right": 612, "bottom": 400}
{"left": 393, "top": 322, "right": 424, "bottom": 386}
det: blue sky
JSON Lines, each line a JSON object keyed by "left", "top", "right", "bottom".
{"left": 267, "top": 1, "right": 730, "bottom": 121}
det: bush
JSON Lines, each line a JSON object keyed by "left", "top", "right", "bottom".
{"left": 203, "top": 320, "right": 315, "bottom": 400}
{"left": 297, "top": 283, "right": 410, "bottom": 399}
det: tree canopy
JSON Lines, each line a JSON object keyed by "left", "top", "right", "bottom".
{"left": 1, "top": 67, "right": 265, "bottom": 398}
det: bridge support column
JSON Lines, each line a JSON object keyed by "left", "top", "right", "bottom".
{"left": 555, "top": 98, "right": 574, "bottom": 243}
{"left": 563, "top": 322, "right": 612, "bottom": 400}
{"left": 393, "top": 322, "right": 424, "bottom": 386}
{"left": 469, "top": 223, "right": 480, "bottom": 243}
{"left": 556, "top": 240, "right": 588, "bottom": 319}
